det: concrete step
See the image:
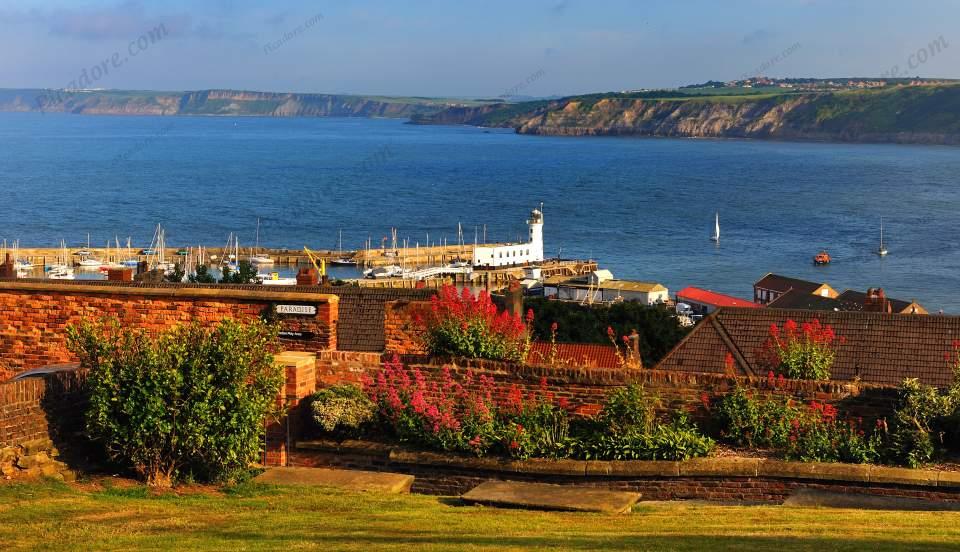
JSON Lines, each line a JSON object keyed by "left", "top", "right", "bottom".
{"left": 462, "top": 480, "right": 641, "bottom": 514}
{"left": 254, "top": 467, "right": 414, "bottom": 494}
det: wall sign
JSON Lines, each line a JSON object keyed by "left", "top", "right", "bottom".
{"left": 278, "top": 330, "right": 316, "bottom": 340}
{"left": 275, "top": 304, "right": 317, "bottom": 316}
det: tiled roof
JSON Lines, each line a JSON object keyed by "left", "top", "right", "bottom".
{"left": 527, "top": 342, "right": 621, "bottom": 369}
{"left": 655, "top": 307, "right": 960, "bottom": 387}
{"left": 676, "top": 287, "right": 761, "bottom": 308}
{"left": 837, "top": 290, "right": 921, "bottom": 314}
{"left": 767, "top": 289, "right": 851, "bottom": 311}
{"left": 754, "top": 273, "right": 826, "bottom": 294}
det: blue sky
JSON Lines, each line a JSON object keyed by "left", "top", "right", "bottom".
{"left": 1, "top": 0, "right": 956, "bottom": 96}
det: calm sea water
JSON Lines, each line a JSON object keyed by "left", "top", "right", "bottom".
{"left": 2, "top": 112, "right": 959, "bottom": 310}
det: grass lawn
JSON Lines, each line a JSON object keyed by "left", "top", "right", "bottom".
{"left": 2, "top": 479, "right": 960, "bottom": 551}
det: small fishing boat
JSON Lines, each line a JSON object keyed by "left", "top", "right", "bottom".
{"left": 364, "top": 265, "right": 403, "bottom": 279}
{"left": 76, "top": 234, "right": 103, "bottom": 267}
{"left": 257, "top": 272, "right": 297, "bottom": 286}
{"left": 877, "top": 217, "right": 888, "bottom": 257}
{"left": 813, "top": 250, "right": 831, "bottom": 265}
{"left": 710, "top": 212, "right": 720, "bottom": 243}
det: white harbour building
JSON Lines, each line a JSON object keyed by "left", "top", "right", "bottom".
{"left": 471, "top": 208, "right": 544, "bottom": 268}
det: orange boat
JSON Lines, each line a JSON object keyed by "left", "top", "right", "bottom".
{"left": 813, "top": 250, "right": 831, "bottom": 265}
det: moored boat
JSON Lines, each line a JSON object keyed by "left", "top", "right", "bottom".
{"left": 813, "top": 250, "right": 831, "bottom": 265}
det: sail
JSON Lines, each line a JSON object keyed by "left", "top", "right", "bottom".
{"left": 711, "top": 212, "right": 720, "bottom": 241}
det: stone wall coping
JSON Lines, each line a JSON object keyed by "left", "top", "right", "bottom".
{"left": 0, "top": 280, "right": 338, "bottom": 304}
{"left": 294, "top": 438, "right": 958, "bottom": 488}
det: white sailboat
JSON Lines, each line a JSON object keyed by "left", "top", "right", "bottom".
{"left": 330, "top": 228, "right": 356, "bottom": 266}
{"left": 877, "top": 217, "right": 888, "bottom": 257}
{"left": 249, "top": 218, "right": 274, "bottom": 265}
{"left": 710, "top": 212, "right": 720, "bottom": 243}
{"left": 77, "top": 233, "right": 103, "bottom": 268}
{"left": 47, "top": 240, "right": 75, "bottom": 279}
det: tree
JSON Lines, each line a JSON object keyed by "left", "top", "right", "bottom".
{"left": 164, "top": 262, "right": 186, "bottom": 283}
{"left": 189, "top": 264, "right": 217, "bottom": 284}
{"left": 220, "top": 260, "right": 258, "bottom": 284}
{"left": 523, "top": 298, "right": 689, "bottom": 367}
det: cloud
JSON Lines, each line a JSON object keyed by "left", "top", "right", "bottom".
{"left": 741, "top": 29, "right": 775, "bottom": 45}
{"left": 0, "top": 1, "right": 244, "bottom": 41}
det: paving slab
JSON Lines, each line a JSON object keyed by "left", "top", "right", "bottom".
{"left": 783, "top": 488, "right": 960, "bottom": 511}
{"left": 255, "top": 467, "right": 413, "bottom": 493}
{"left": 461, "top": 480, "right": 641, "bottom": 514}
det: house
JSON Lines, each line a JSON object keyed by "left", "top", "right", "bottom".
{"left": 471, "top": 208, "right": 544, "bottom": 268}
{"left": 675, "top": 286, "right": 761, "bottom": 316}
{"left": 766, "top": 287, "right": 927, "bottom": 315}
{"left": 655, "top": 307, "right": 960, "bottom": 387}
{"left": 543, "top": 272, "right": 669, "bottom": 305}
{"left": 527, "top": 342, "right": 620, "bottom": 368}
{"left": 838, "top": 289, "right": 927, "bottom": 315}
{"left": 753, "top": 273, "right": 838, "bottom": 305}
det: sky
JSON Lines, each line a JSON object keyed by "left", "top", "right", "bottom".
{"left": 0, "top": 0, "right": 957, "bottom": 97}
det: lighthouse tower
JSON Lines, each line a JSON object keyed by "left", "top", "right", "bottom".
{"left": 528, "top": 206, "right": 544, "bottom": 262}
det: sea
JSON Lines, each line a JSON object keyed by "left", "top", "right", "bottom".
{"left": 2, "top": 112, "right": 960, "bottom": 311}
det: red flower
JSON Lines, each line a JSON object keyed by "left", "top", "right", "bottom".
{"left": 526, "top": 308, "right": 535, "bottom": 324}
{"left": 558, "top": 396, "right": 570, "bottom": 409}
{"left": 700, "top": 392, "right": 710, "bottom": 409}
{"left": 510, "top": 440, "right": 519, "bottom": 450}
{"left": 607, "top": 326, "right": 615, "bottom": 338}
{"left": 622, "top": 335, "right": 630, "bottom": 344}
{"left": 550, "top": 321, "right": 558, "bottom": 332}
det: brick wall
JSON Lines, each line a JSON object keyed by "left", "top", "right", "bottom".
{"left": 383, "top": 300, "right": 430, "bottom": 355}
{"left": 309, "top": 354, "right": 898, "bottom": 424}
{"left": 0, "top": 371, "right": 87, "bottom": 480}
{"left": 0, "top": 281, "right": 338, "bottom": 374}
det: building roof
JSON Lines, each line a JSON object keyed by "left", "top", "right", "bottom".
{"left": 766, "top": 289, "right": 852, "bottom": 311}
{"left": 754, "top": 273, "right": 827, "bottom": 294}
{"left": 527, "top": 342, "right": 621, "bottom": 369}
{"left": 553, "top": 279, "right": 667, "bottom": 293}
{"left": 837, "top": 290, "right": 922, "bottom": 314}
{"left": 655, "top": 307, "right": 960, "bottom": 387}
{"left": 676, "top": 287, "right": 761, "bottom": 309}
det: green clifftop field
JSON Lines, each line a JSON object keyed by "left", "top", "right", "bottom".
{"left": 0, "top": 88, "right": 493, "bottom": 118}
{"left": 2, "top": 84, "right": 959, "bottom": 145}
{"left": 414, "top": 85, "right": 960, "bottom": 145}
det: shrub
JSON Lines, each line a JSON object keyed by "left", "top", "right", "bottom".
{"left": 885, "top": 378, "right": 960, "bottom": 467}
{"left": 579, "top": 413, "right": 714, "bottom": 461}
{"left": 67, "top": 318, "right": 282, "bottom": 487}
{"left": 310, "top": 385, "right": 376, "bottom": 437}
{"left": 421, "top": 286, "right": 530, "bottom": 363}
{"left": 758, "top": 319, "right": 840, "bottom": 380}
{"left": 715, "top": 388, "right": 880, "bottom": 464}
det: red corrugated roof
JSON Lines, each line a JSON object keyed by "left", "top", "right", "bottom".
{"left": 527, "top": 342, "right": 621, "bottom": 369}
{"left": 676, "top": 286, "right": 761, "bottom": 309}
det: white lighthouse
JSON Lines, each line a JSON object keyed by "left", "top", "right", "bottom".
{"left": 527, "top": 207, "right": 544, "bottom": 263}
{"left": 471, "top": 206, "right": 546, "bottom": 268}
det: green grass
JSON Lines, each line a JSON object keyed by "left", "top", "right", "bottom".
{"left": 2, "top": 479, "right": 960, "bottom": 550}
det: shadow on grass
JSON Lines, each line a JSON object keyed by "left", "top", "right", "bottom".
{"left": 182, "top": 529, "right": 960, "bottom": 552}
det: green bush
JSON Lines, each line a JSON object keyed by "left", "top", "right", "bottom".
{"left": 67, "top": 318, "right": 282, "bottom": 487}
{"left": 524, "top": 298, "right": 688, "bottom": 367}
{"left": 310, "top": 385, "right": 376, "bottom": 437}
{"left": 886, "top": 378, "right": 960, "bottom": 467}
{"left": 714, "top": 388, "right": 880, "bottom": 464}
{"left": 579, "top": 413, "right": 714, "bottom": 461}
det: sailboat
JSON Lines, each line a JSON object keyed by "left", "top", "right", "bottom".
{"left": 77, "top": 233, "right": 103, "bottom": 268}
{"left": 47, "top": 240, "right": 75, "bottom": 279}
{"left": 710, "top": 212, "right": 720, "bottom": 243}
{"left": 877, "top": 217, "right": 889, "bottom": 257}
{"left": 329, "top": 228, "right": 357, "bottom": 266}
{"left": 249, "top": 218, "right": 274, "bottom": 265}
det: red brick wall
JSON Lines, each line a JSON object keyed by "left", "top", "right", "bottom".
{"left": 0, "top": 281, "right": 338, "bottom": 374}
{"left": 384, "top": 300, "right": 430, "bottom": 355}
{"left": 311, "top": 354, "right": 898, "bottom": 423}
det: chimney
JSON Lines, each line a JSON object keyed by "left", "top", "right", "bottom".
{"left": 864, "top": 288, "right": 892, "bottom": 313}
{"left": 296, "top": 267, "right": 320, "bottom": 286}
{"left": 0, "top": 253, "right": 14, "bottom": 278}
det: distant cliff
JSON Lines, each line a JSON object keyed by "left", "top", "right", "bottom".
{"left": 414, "top": 86, "right": 960, "bottom": 145}
{"left": 0, "top": 88, "right": 485, "bottom": 118}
